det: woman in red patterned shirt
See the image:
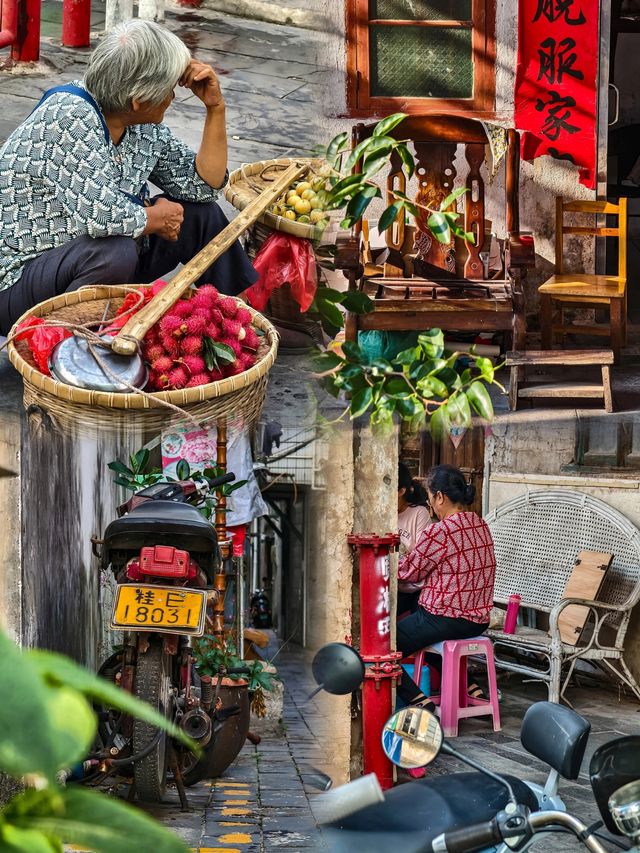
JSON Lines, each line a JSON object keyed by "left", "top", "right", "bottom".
{"left": 397, "top": 464, "right": 496, "bottom": 708}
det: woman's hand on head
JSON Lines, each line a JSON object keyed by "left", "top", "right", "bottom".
{"left": 180, "top": 60, "right": 224, "bottom": 110}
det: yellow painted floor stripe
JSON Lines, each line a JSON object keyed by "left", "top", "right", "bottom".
{"left": 199, "top": 848, "right": 243, "bottom": 853}
{"left": 223, "top": 799, "right": 249, "bottom": 806}
{"left": 220, "top": 821, "right": 253, "bottom": 826}
{"left": 219, "top": 832, "right": 252, "bottom": 843}
{"left": 221, "top": 807, "right": 251, "bottom": 815}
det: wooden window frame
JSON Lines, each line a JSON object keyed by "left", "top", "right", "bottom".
{"left": 346, "top": 0, "right": 496, "bottom": 118}
{"left": 562, "top": 418, "right": 640, "bottom": 478}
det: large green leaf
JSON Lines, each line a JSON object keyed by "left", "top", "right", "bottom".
{"left": 344, "top": 138, "right": 375, "bottom": 174}
{"left": 346, "top": 185, "right": 381, "bottom": 222}
{"left": 372, "top": 113, "right": 407, "bottom": 138}
{"left": 5, "top": 787, "right": 190, "bottom": 853}
{"left": 417, "top": 330, "right": 445, "bottom": 359}
{"left": 446, "top": 393, "right": 472, "bottom": 429}
{"left": 175, "top": 459, "right": 190, "bottom": 481}
{"left": 439, "top": 186, "right": 468, "bottom": 211}
{"left": 0, "top": 825, "right": 62, "bottom": 853}
{"left": 339, "top": 291, "right": 374, "bottom": 314}
{"left": 466, "top": 381, "right": 494, "bottom": 420}
{"left": 342, "top": 340, "right": 363, "bottom": 362}
{"left": 326, "top": 131, "right": 349, "bottom": 164}
{"left": 396, "top": 143, "right": 415, "bottom": 178}
{"left": 427, "top": 212, "right": 451, "bottom": 244}
{"left": 27, "top": 650, "right": 197, "bottom": 753}
{"left": 311, "top": 351, "right": 343, "bottom": 372}
{"left": 131, "top": 449, "right": 149, "bottom": 474}
{"left": 0, "top": 633, "right": 90, "bottom": 782}
{"left": 107, "top": 460, "right": 132, "bottom": 477}
{"left": 378, "top": 202, "right": 402, "bottom": 233}
{"left": 430, "top": 404, "right": 450, "bottom": 442}
{"left": 350, "top": 386, "right": 373, "bottom": 418}
{"left": 317, "top": 299, "right": 344, "bottom": 329}
{"left": 474, "top": 356, "right": 495, "bottom": 383}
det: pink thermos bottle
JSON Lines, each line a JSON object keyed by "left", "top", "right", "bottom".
{"left": 503, "top": 594, "right": 521, "bottom": 634}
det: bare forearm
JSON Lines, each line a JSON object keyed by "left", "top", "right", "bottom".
{"left": 195, "top": 104, "right": 228, "bottom": 189}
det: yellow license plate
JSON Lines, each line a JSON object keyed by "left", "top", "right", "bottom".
{"left": 111, "top": 585, "right": 207, "bottom": 635}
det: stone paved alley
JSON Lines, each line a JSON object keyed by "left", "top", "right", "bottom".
{"left": 139, "top": 644, "right": 326, "bottom": 853}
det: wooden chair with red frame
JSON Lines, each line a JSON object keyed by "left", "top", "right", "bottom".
{"left": 334, "top": 114, "right": 536, "bottom": 347}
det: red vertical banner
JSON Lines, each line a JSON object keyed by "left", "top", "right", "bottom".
{"left": 514, "top": 0, "right": 598, "bottom": 189}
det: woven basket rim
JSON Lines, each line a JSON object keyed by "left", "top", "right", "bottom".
{"left": 7, "top": 285, "right": 279, "bottom": 411}
{"left": 225, "top": 157, "right": 328, "bottom": 241}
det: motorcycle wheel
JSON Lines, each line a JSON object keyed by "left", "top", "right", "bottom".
{"left": 132, "top": 641, "right": 173, "bottom": 803}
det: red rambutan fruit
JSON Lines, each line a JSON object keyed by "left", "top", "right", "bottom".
{"left": 145, "top": 343, "right": 165, "bottom": 363}
{"left": 173, "top": 300, "right": 193, "bottom": 319}
{"left": 196, "top": 284, "right": 219, "bottom": 302}
{"left": 160, "top": 335, "right": 181, "bottom": 357}
{"left": 167, "top": 366, "right": 189, "bottom": 389}
{"left": 184, "top": 314, "right": 208, "bottom": 336}
{"left": 182, "top": 335, "right": 203, "bottom": 356}
{"left": 236, "top": 307, "right": 252, "bottom": 325}
{"left": 186, "top": 372, "right": 211, "bottom": 388}
{"left": 222, "top": 319, "right": 242, "bottom": 339}
{"left": 208, "top": 368, "right": 226, "bottom": 383}
{"left": 210, "top": 308, "right": 223, "bottom": 325}
{"left": 152, "top": 355, "right": 174, "bottom": 375}
{"left": 239, "top": 352, "right": 256, "bottom": 371}
{"left": 218, "top": 296, "right": 238, "bottom": 318}
{"left": 182, "top": 355, "right": 206, "bottom": 375}
{"left": 226, "top": 338, "right": 243, "bottom": 357}
{"left": 243, "top": 328, "right": 260, "bottom": 351}
{"left": 159, "top": 314, "right": 183, "bottom": 335}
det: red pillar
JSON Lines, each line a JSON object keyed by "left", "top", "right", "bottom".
{"left": 0, "top": 0, "right": 18, "bottom": 49}
{"left": 10, "top": 0, "right": 41, "bottom": 62}
{"left": 62, "top": 0, "right": 91, "bottom": 48}
{"left": 348, "top": 533, "right": 401, "bottom": 791}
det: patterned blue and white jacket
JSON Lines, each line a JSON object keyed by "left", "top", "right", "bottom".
{"left": 0, "top": 82, "right": 220, "bottom": 294}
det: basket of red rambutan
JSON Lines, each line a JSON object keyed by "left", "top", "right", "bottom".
{"left": 8, "top": 282, "right": 278, "bottom": 434}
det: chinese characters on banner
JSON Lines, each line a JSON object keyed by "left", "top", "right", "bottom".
{"left": 374, "top": 555, "right": 391, "bottom": 638}
{"left": 514, "top": 0, "right": 598, "bottom": 189}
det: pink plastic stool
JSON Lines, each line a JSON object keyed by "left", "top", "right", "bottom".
{"left": 412, "top": 637, "right": 501, "bottom": 738}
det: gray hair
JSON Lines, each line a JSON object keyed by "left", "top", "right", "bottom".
{"left": 84, "top": 20, "right": 191, "bottom": 113}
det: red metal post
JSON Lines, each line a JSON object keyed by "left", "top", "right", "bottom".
{"left": 0, "top": 0, "right": 18, "bottom": 49}
{"left": 348, "top": 533, "right": 401, "bottom": 791}
{"left": 9, "top": 0, "right": 41, "bottom": 61}
{"left": 62, "top": 0, "right": 90, "bottom": 48}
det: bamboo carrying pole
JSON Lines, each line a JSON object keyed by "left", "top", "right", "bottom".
{"left": 111, "top": 162, "right": 308, "bottom": 356}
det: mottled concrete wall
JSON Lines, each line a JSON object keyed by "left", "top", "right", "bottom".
{"left": 318, "top": 0, "right": 597, "bottom": 314}
{"left": 0, "top": 357, "right": 23, "bottom": 644}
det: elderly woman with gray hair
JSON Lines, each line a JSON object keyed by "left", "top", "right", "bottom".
{"left": 0, "top": 20, "right": 257, "bottom": 335}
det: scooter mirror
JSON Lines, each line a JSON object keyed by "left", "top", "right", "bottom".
{"left": 311, "top": 643, "right": 365, "bottom": 695}
{"left": 609, "top": 781, "right": 640, "bottom": 842}
{"left": 381, "top": 708, "right": 443, "bottom": 770}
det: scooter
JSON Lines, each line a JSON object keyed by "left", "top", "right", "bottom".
{"left": 250, "top": 586, "right": 272, "bottom": 629}
{"left": 91, "top": 471, "right": 250, "bottom": 804}
{"left": 308, "top": 645, "right": 639, "bottom": 852}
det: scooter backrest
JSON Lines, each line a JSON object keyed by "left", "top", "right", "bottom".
{"left": 520, "top": 701, "right": 590, "bottom": 780}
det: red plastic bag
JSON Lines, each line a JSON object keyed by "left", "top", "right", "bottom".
{"left": 103, "top": 278, "right": 168, "bottom": 335}
{"left": 14, "top": 317, "right": 72, "bottom": 376}
{"left": 244, "top": 233, "right": 317, "bottom": 312}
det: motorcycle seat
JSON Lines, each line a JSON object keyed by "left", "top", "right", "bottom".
{"left": 325, "top": 771, "right": 540, "bottom": 853}
{"left": 103, "top": 500, "right": 220, "bottom": 574}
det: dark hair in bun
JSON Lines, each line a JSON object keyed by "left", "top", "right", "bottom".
{"left": 398, "top": 462, "right": 428, "bottom": 507}
{"left": 426, "top": 464, "right": 475, "bottom": 506}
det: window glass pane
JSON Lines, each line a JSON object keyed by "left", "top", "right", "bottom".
{"left": 370, "top": 0, "right": 472, "bottom": 20}
{"left": 370, "top": 25, "right": 473, "bottom": 98}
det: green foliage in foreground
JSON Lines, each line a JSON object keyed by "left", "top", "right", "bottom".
{"left": 0, "top": 631, "right": 195, "bottom": 853}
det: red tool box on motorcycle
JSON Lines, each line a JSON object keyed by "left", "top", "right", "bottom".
{"left": 139, "top": 545, "right": 196, "bottom": 579}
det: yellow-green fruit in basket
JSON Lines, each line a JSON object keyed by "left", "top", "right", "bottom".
{"left": 300, "top": 188, "right": 316, "bottom": 201}
{"left": 310, "top": 197, "right": 323, "bottom": 210}
{"left": 283, "top": 209, "right": 297, "bottom": 221}
{"left": 310, "top": 209, "right": 327, "bottom": 224}
{"left": 285, "top": 196, "right": 298, "bottom": 208}
{"left": 294, "top": 198, "right": 311, "bottom": 215}
{"left": 287, "top": 188, "right": 299, "bottom": 199}
{"left": 296, "top": 181, "right": 312, "bottom": 193}
{"left": 297, "top": 214, "right": 311, "bottom": 224}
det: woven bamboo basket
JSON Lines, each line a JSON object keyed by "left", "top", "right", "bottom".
{"left": 225, "top": 158, "right": 327, "bottom": 241}
{"left": 7, "top": 285, "right": 279, "bottom": 435}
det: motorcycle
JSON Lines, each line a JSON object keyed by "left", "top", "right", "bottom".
{"left": 250, "top": 586, "right": 272, "bottom": 629}
{"left": 91, "top": 471, "right": 250, "bottom": 804}
{"left": 309, "top": 645, "right": 640, "bottom": 852}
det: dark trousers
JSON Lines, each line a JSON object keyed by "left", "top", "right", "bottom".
{"left": 397, "top": 590, "right": 421, "bottom": 618}
{"left": 397, "top": 606, "right": 489, "bottom": 704}
{"left": 0, "top": 199, "right": 258, "bottom": 335}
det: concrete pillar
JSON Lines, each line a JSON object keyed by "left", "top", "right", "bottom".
{"left": 306, "top": 420, "right": 354, "bottom": 786}
{"left": 138, "top": 0, "right": 165, "bottom": 22}
{"left": 105, "top": 0, "right": 133, "bottom": 31}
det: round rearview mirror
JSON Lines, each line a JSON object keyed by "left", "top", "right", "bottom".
{"left": 381, "top": 708, "right": 443, "bottom": 770}
{"left": 609, "top": 781, "right": 640, "bottom": 841}
{"left": 311, "top": 643, "right": 365, "bottom": 695}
